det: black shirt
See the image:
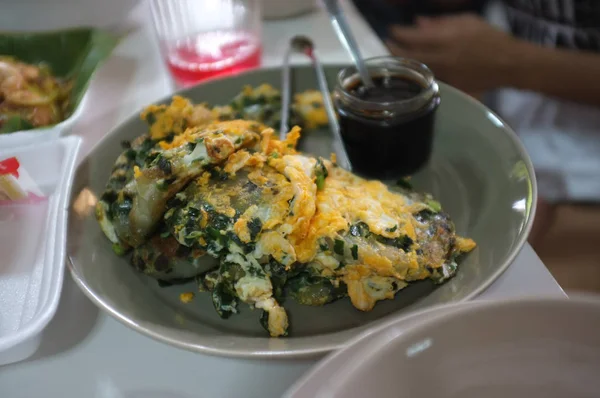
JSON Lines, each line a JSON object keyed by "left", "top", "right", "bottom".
{"left": 352, "top": 0, "right": 488, "bottom": 39}
{"left": 505, "top": 0, "right": 600, "bottom": 51}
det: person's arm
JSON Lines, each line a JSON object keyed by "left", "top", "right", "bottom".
{"left": 509, "top": 42, "right": 600, "bottom": 107}
{"left": 387, "top": 14, "right": 600, "bottom": 107}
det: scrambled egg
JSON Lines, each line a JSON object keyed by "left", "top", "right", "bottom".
{"left": 179, "top": 292, "right": 194, "bottom": 303}
{"left": 293, "top": 90, "right": 329, "bottom": 129}
{"left": 98, "top": 90, "right": 476, "bottom": 338}
{"left": 158, "top": 122, "right": 475, "bottom": 335}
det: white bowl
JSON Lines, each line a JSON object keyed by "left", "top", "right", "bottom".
{"left": 288, "top": 296, "right": 600, "bottom": 398}
{"left": 261, "top": 0, "right": 317, "bottom": 20}
{"left": 0, "top": 92, "right": 88, "bottom": 148}
{"left": 0, "top": 0, "right": 140, "bottom": 31}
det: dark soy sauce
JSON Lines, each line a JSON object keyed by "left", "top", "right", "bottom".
{"left": 336, "top": 75, "right": 440, "bottom": 180}
{"left": 351, "top": 75, "right": 424, "bottom": 102}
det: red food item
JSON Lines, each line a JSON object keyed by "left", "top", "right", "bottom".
{"left": 0, "top": 157, "right": 20, "bottom": 178}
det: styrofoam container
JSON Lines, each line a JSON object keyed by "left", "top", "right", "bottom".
{"left": 0, "top": 136, "right": 81, "bottom": 365}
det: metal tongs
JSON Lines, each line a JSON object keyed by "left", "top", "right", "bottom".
{"left": 280, "top": 35, "right": 353, "bottom": 171}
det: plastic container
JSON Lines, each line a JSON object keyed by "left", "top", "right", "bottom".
{"left": 0, "top": 136, "right": 81, "bottom": 365}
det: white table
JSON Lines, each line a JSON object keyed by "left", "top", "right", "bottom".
{"left": 0, "top": 2, "right": 564, "bottom": 397}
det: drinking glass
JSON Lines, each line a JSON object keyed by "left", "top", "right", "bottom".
{"left": 149, "top": 0, "right": 262, "bottom": 87}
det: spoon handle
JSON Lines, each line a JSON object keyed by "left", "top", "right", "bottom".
{"left": 279, "top": 45, "right": 293, "bottom": 140}
{"left": 322, "top": 0, "right": 373, "bottom": 88}
{"left": 308, "top": 48, "right": 353, "bottom": 171}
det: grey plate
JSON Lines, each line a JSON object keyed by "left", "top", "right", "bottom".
{"left": 67, "top": 65, "right": 537, "bottom": 358}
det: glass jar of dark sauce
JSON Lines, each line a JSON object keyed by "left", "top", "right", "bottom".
{"left": 334, "top": 57, "right": 440, "bottom": 180}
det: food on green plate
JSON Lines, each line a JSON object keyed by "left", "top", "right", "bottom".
{"left": 0, "top": 56, "right": 72, "bottom": 133}
{"left": 97, "top": 85, "right": 328, "bottom": 249}
{"left": 211, "top": 84, "right": 328, "bottom": 129}
{"left": 96, "top": 85, "right": 476, "bottom": 337}
{"left": 293, "top": 89, "right": 328, "bottom": 129}
{"left": 130, "top": 224, "right": 217, "bottom": 281}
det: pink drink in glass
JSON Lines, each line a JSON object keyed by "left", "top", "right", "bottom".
{"left": 165, "top": 30, "right": 262, "bottom": 86}
{"left": 150, "top": 0, "right": 262, "bottom": 87}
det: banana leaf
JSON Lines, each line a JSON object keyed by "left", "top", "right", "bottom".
{"left": 0, "top": 28, "right": 119, "bottom": 134}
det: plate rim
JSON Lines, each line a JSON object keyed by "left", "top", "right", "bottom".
{"left": 67, "top": 65, "right": 538, "bottom": 358}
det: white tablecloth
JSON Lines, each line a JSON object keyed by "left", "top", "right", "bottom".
{"left": 0, "top": 2, "right": 564, "bottom": 397}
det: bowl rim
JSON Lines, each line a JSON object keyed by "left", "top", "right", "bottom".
{"left": 285, "top": 294, "right": 598, "bottom": 396}
{"left": 67, "top": 65, "right": 539, "bottom": 359}
{"left": 0, "top": 91, "right": 88, "bottom": 142}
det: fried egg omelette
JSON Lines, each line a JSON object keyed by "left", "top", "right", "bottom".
{"left": 96, "top": 86, "right": 476, "bottom": 337}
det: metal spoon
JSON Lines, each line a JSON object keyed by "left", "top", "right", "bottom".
{"left": 321, "top": 0, "right": 373, "bottom": 88}
{"left": 281, "top": 35, "right": 352, "bottom": 171}
{"left": 279, "top": 45, "right": 294, "bottom": 139}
